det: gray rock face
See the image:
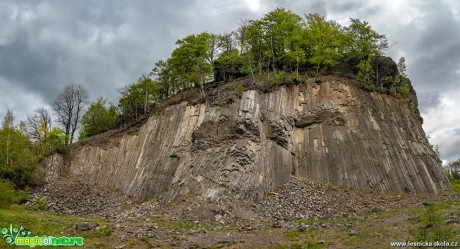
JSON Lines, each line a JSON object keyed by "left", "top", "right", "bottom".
{"left": 43, "top": 76, "right": 450, "bottom": 202}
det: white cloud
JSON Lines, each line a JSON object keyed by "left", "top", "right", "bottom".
{"left": 422, "top": 90, "right": 460, "bottom": 162}
{"left": 244, "top": 0, "right": 260, "bottom": 11}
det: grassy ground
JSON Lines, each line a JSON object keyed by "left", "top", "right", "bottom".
{"left": 0, "top": 206, "right": 112, "bottom": 248}
{"left": 0, "top": 199, "right": 459, "bottom": 248}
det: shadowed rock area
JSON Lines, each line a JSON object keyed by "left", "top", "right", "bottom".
{"left": 43, "top": 75, "right": 450, "bottom": 202}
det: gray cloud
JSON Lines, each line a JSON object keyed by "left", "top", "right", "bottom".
{"left": 399, "top": 1, "right": 460, "bottom": 92}
{"left": 418, "top": 91, "right": 441, "bottom": 112}
{"left": 435, "top": 135, "right": 460, "bottom": 163}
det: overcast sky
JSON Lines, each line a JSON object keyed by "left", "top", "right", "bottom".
{"left": 0, "top": 0, "right": 459, "bottom": 163}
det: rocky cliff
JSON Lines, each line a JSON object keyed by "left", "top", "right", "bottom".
{"left": 44, "top": 75, "right": 450, "bottom": 202}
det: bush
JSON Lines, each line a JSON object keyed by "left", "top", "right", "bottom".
{"left": 234, "top": 83, "right": 244, "bottom": 98}
{"left": 415, "top": 202, "right": 453, "bottom": 241}
{"left": 357, "top": 59, "right": 375, "bottom": 91}
{"left": 400, "top": 82, "right": 410, "bottom": 99}
{"left": 0, "top": 180, "right": 16, "bottom": 208}
{"left": 267, "top": 71, "right": 297, "bottom": 86}
{"left": 29, "top": 194, "right": 48, "bottom": 211}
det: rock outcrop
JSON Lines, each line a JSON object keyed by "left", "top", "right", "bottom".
{"left": 43, "top": 75, "right": 450, "bottom": 202}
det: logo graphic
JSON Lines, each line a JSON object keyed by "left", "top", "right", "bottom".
{"left": 2, "top": 224, "right": 84, "bottom": 247}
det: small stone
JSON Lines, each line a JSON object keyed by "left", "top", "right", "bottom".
{"left": 350, "top": 229, "right": 358, "bottom": 236}
{"left": 272, "top": 221, "right": 283, "bottom": 228}
{"left": 75, "top": 222, "right": 92, "bottom": 231}
{"left": 298, "top": 223, "right": 308, "bottom": 232}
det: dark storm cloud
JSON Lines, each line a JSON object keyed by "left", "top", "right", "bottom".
{"left": 0, "top": 0, "right": 256, "bottom": 121}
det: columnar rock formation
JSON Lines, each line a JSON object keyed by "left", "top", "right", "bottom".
{"left": 44, "top": 75, "right": 450, "bottom": 202}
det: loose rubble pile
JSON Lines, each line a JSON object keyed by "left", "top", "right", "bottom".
{"left": 257, "top": 177, "right": 454, "bottom": 221}
{"left": 29, "top": 178, "right": 132, "bottom": 218}
{"left": 112, "top": 200, "right": 160, "bottom": 221}
{"left": 31, "top": 176, "right": 455, "bottom": 225}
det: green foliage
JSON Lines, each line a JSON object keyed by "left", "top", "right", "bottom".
{"left": 79, "top": 97, "right": 118, "bottom": 139}
{"left": 447, "top": 158, "right": 460, "bottom": 180}
{"left": 267, "top": 71, "right": 297, "bottom": 86}
{"left": 45, "top": 128, "right": 68, "bottom": 153}
{"left": 234, "top": 83, "right": 245, "bottom": 98}
{"left": 400, "top": 81, "right": 410, "bottom": 99}
{"left": 96, "top": 226, "right": 112, "bottom": 237}
{"left": 144, "top": 9, "right": 395, "bottom": 101}
{"left": 118, "top": 75, "right": 161, "bottom": 124}
{"left": 446, "top": 159, "right": 460, "bottom": 192}
{"left": 214, "top": 49, "right": 245, "bottom": 81}
{"left": 28, "top": 194, "right": 48, "bottom": 211}
{"left": 169, "top": 32, "right": 216, "bottom": 91}
{"left": 336, "top": 113, "right": 347, "bottom": 125}
{"left": 356, "top": 58, "right": 375, "bottom": 91}
{"left": 346, "top": 18, "right": 388, "bottom": 60}
{"left": 0, "top": 111, "right": 41, "bottom": 189}
{"left": 306, "top": 14, "right": 345, "bottom": 73}
{"left": 0, "top": 179, "right": 15, "bottom": 208}
{"left": 415, "top": 203, "right": 453, "bottom": 241}
{"left": 397, "top": 57, "right": 407, "bottom": 77}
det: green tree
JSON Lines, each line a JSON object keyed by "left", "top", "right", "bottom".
{"left": 240, "top": 19, "right": 266, "bottom": 76}
{"left": 118, "top": 75, "right": 161, "bottom": 123}
{"left": 168, "top": 32, "right": 216, "bottom": 94}
{"left": 447, "top": 159, "right": 460, "bottom": 180}
{"left": 397, "top": 57, "right": 407, "bottom": 77}
{"left": 44, "top": 128, "right": 68, "bottom": 154}
{"left": 79, "top": 97, "right": 118, "bottom": 139}
{"left": 0, "top": 179, "right": 15, "bottom": 208}
{"left": 0, "top": 110, "right": 41, "bottom": 189}
{"left": 357, "top": 58, "right": 375, "bottom": 90}
{"left": 151, "top": 60, "right": 176, "bottom": 98}
{"left": 261, "top": 8, "right": 304, "bottom": 73}
{"left": 346, "top": 18, "right": 388, "bottom": 60}
{"left": 26, "top": 108, "right": 52, "bottom": 155}
{"left": 305, "top": 14, "right": 345, "bottom": 73}
{"left": 214, "top": 49, "right": 245, "bottom": 81}
{"left": 239, "top": 9, "right": 304, "bottom": 77}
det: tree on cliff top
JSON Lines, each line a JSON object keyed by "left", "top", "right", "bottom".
{"left": 305, "top": 14, "right": 346, "bottom": 73}
{"left": 79, "top": 97, "right": 118, "bottom": 139}
{"left": 52, "top": 83, "right": 89, "bottom": 144}
{"left": 346, "top": 18, "right": 388, "bottom": 60}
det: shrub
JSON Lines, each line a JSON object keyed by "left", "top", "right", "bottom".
{"left": 400, "top": 82, "right": 410, "bottom": 99}
{"left": 415, "top": 202, "right": 453, "bottom": 241}
{"left": 357, "top": 59, "right": 375, "bottom": 91}
{"left": 234, "top": 83, "right": 244, "bottom": 98}
{"left": 29, "top": 194, "right": 48, "bottom": 211}
{"left": 0, "top": 180, "right": 15, "bottom": 208}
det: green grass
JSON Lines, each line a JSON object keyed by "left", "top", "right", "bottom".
{"left": 450, "top": 179, "right": 460, "bottom": 192}
{"left": 0, "top": 205, "right": 111, "bottom": 248}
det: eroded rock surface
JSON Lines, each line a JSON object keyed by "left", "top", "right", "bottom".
{"left": 43, "top": 76, "right": 450, "bottom": 202}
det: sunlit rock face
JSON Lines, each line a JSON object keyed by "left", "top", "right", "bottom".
{"left": 44, "top": 75, "right": 450, "bottom": 202}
